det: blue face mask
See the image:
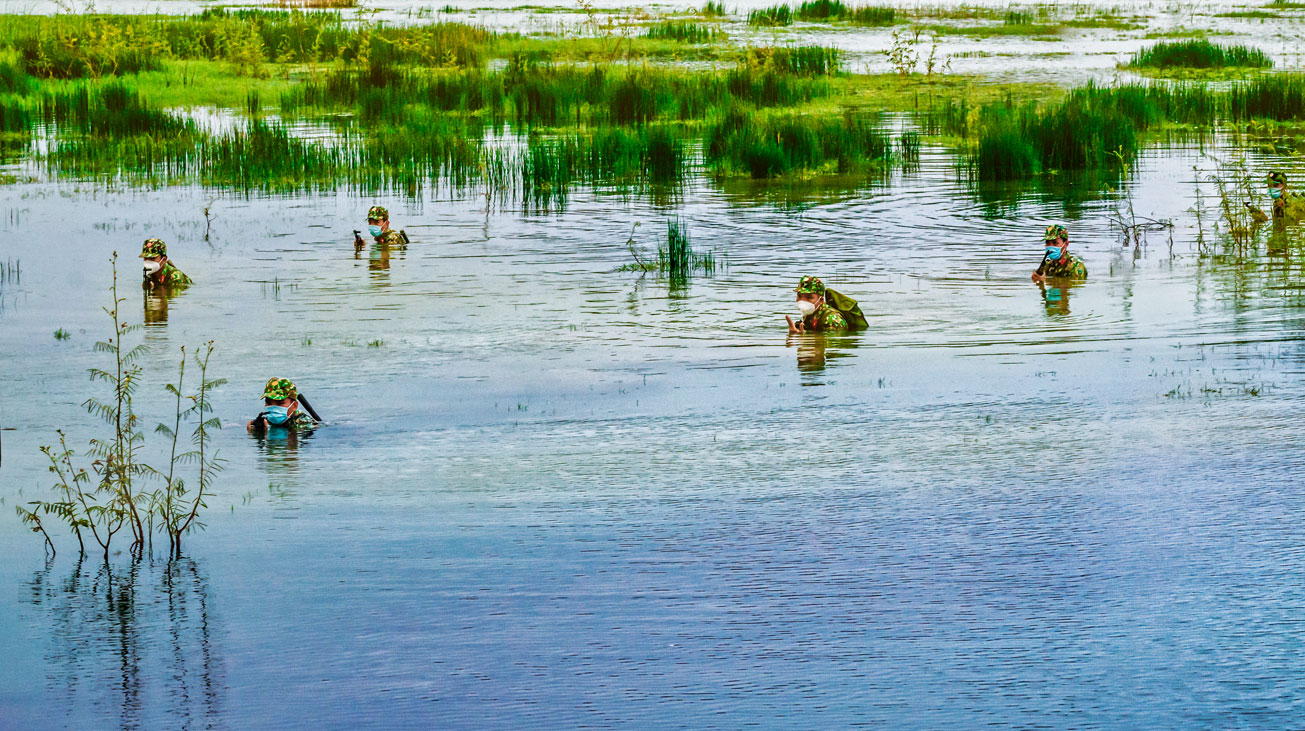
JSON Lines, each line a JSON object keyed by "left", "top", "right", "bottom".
{"left": 368, "top": 225, "right": 383, "bottom": 237}
{"left": 1270, "top": 187, "right": 1283, "bottom": 199}
{"left": 1045, "top": 246, "right": 1063, "bottom": 260}
{"left": 264, "top": 405, "right": 290, "bottom": 425}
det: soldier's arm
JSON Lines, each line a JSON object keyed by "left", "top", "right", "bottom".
{"left": 821, "top": 310, "right": 848, "bottom": 331}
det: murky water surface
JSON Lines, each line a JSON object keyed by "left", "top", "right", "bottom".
{"left": 5, "top": 0, "right": 1305, "bottom": 725}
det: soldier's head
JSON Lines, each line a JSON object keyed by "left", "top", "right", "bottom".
{"left": 1269, "top": 171, "right": 1287, "bottom": 197}
{"left": 139, "top": 238, "right": 168, "bottom": 276}
{"left": 366, "top": 205, "right": 390, "bottom": 238}
{"left": 1043, "top": 224, "right": 1069, "bottom": 260}
{"left": 262, "top": 377, "right": 300, "bottom": 424}
{"left": 794, "top": 275, "right": 826, "bottom": 316}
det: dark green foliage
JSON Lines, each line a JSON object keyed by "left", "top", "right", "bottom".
{"left": 748, "top": 5, "right": 794, "bottom": 26}
{"left": 706, "top": 107, "right": 892, "bottom": 177}
{"left": 1225, "top": 75, "right": 1305, "bottom": 120}
{"left": 659, "top": 217, "right": 713, "bottom": 286}
{"left": 643, "top": 21, "right": 723, "bottom": 43}
{"left": 743, "top": 46, "right": 841, "bottom": 76}
{"left": 1128, "top": 40, "right": 1272, "bottom": 69}
{"left": 849, "top": 6, "right": 896, "bottom": 25}
{"left": 702, "top": 1, "right": 727, "bottom": 15}
{"left": 39, "top": 81, "right": 192, "bottom": 137}
{"left": 1003, "top": 9, "right": 1034, "bottom": 25}
{"left": 750, "top": 2, "right": 893, "bottom": 25}
{"left": 796, "top": 0, "right": 848, "bottom": 20}
{"left": 0, "top": 12, "right": 494, "bottom": 78}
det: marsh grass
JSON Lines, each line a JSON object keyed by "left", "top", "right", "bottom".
{"left": 53, "top": 328, "right": 70, "bottom": 340}
{"left": 621, "top": 218, "right": 715, "bottom": 284}
{"left": 644, "top": 21, "right": 723, "bottom": 43}
{"left": 1128, "top": 40, "right": 1272, "bottom": 69}
{"left": 749, "top": 1, "right": 894, "bottom": 25}
{"left": 706, "top": 107, "right": 892, "bottom": 177}
{"left": 748, "top": 5, "right": 793, "bottom": 26}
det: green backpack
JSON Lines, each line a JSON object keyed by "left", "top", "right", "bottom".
{"left": 825, "top": 288, "right": 868, "bottom": 331}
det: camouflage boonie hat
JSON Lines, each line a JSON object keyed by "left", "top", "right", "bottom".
{"left": 263, "top": 377, "right": 297, "bottom": 401}
{"left": 1043, "top": 224, "right": 1069, "bottom": 243}
{"left": 794, "top": 275, "right": 826, "bottom": 296}
{"left": 1269, "top": 171, "right": 1287, "bottom": 186}
{"left": 367, "top": 205, "right": 389, "bottom": 220}
{"left": 139, "top": 238, "right": 167, "bottom": 258}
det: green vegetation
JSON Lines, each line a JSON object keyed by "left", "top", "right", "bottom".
{"left": 747, "top": 1, "right": 896, "bottom": 26}
{"left": 701, "top": 1, "right": 726, "bottom": 16}
{"left": 53, "top": 328, "right": 70, "bottom": 340}
{"left": 1127, "top": 40, "right": 1272, "bottom": 69}
{"left": 621, "top": 218, "right": 715, "bottom": 285}
{"left": 643, "top": 21, "right": 724, "bottom": 43}
{"left": 16, "top": 257, "right": 223, "bottom": 559}
{"left": 705, "top": 108, "right": 892, "bottom": 177}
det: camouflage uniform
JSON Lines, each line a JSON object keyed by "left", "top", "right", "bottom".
{"left": 259, "top": 377, "right": 318, "bottom": 431}
{"left": 368, "top": 205, "right": 406, "bottom": 246}
{"left": 794, "top": 275, "right": 849, "bottom": 332}
{"left": 1038, "top": 225, "right": 1087, "bottom": 280}
{"left": 1269, "top": 171, "right": 1290, "bottom": 219}
{"left": 139, "top": 238, "right": 193, "bottom": 287}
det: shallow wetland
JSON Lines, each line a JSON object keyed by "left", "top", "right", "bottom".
{"left": 4, "top": 0, "right": 1305, "bottom": 728}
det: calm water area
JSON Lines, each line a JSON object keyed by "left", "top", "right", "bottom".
{"left": 4, "top": 132, "right": 1305, "bottom": 727}
{"left": 5, "top": 0, "right": 1305, "bottom": 727}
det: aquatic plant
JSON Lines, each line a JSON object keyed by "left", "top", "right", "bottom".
{"left": 849, "top": 6, "right": 896, "bottom": 25}
{"left": 748, "top": 5, "right": 794, "bottom": 26}
{"left": 705, "top": 107, "right": 892, "bottom": 177}
{"left": 701, "top": 1, "right": 727, "bottom": 16}
{"left": 742, "top": 45, "right": 841, "bottom": 76}
{"left": 53, "top": 328, "right": 70, "bottom": 340}
{"left": 621, "top": 218, "right": 715, "bottom": 284}
{"left": 796, "top": 0, "right": 848, "bottom": 20}
{"left": 15, "top": 257, "right": 224, "bottom": 560}
{"left": 18, "top": 256, "right": 148, "bottom": 558}
{"left": 155, "top": 342, "right": 225, "bottom": 558}
{"left": 1127, "top": 40, "right": 1272, "bottom": 69}
{"left": 643, "top": 21, "right": 723, "bottom": 43}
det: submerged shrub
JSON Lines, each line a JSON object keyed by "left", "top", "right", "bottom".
{"left": 1128, "top": 40, "right": 1272, "bottom": 69}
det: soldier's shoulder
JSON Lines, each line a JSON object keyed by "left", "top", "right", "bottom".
{"left": 380, "top": 230, "right": 406, "bottom": 245}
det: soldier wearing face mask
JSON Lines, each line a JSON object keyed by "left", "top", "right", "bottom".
{"left": 247, "top": 377, "right": 320, "bottom": 432}
{"left": 139, "top": 238, "right": 193, "bottom": 290}
{"left": 1031, "top": 224, "right": 1087, "bottom": 283}
{"left": 786, "top": 276, "right": 848, "bottom": 334}
{"left": 365, "top": 205, "right": 407, "bottom": 247}
{"left": 1268, "top": 171, "right": 1291, "bottom": 219}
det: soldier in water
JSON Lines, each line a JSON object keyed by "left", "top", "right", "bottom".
{"left": 140, "top": 238, "right": 193, "bottom": 290}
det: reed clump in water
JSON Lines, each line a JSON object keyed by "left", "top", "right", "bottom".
{"left": 748, "top": 1, "right": 894, "bottom": 25}
{"left": 1127, "top": 40, "right": 1272, "bottom": 70}
{"left": 621, "top": 218, "right": 715, "bottom": 284}
{"left": 705, "top": 107, "right": 892, "bottom": 178}
{"left": 748, "top": 5, "right": 794, "bottom": 26}
{"left": 643, "top": 21, "right": 723, "bottom": 43}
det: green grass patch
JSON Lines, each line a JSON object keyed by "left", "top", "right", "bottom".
{"left": 1215, "top": 10, "right": 1280, "bottom": 18}
{"left": 1127, "top": 40, "right": 1272, "bottom": 69}
{"left": 643, "top": 21, "right": 724, "bottom": 43}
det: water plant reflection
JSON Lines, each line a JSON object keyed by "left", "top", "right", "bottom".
{"left": 26, "top": 556, "right": 221, "bottom": 729}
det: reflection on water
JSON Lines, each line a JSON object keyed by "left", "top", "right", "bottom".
{"left": 26, "top": 557, "right": 221, "bottom": 730}
{"left": 789, "top": 333, "right": 860, "bottom": 384}
{"left": 252, "top": 427, "right": 314, "bottom": 482}
{"left": 1039, "top": 280, "right": 1082, "bottom": 317}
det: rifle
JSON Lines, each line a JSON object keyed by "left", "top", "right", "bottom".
{"left": 297, "top": 393, "right": 324, "bottom": 423}
{"left": 353, "top": 229, "right": 366, "bottom": 251}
